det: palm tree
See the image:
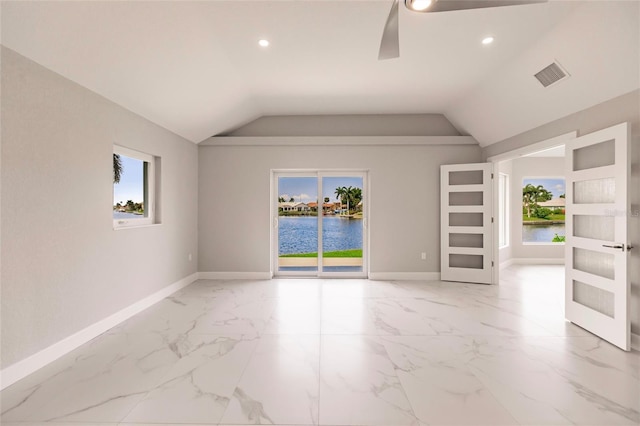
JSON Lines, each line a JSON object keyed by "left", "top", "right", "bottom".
{"left": 335, "top": 187, "right": 348, "bottom": 214}
{"left": 278, "top": 196, "right": 286, "bottom": 203}
{"left": 335, "top": 186, "right": 364, "bottom": 214}
{"left": 113, "top": 154, "right": 123, "bottom": 183}
{"left": 522, "top": 184, "right": 552, "bottom": 218}
{"left": 349, "top": 187, "right": 362, "bottom": 212}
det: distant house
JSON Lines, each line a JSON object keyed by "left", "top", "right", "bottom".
{"left": 322, "top": 202, "right": 341, "bottom": 213}
{"left": 538, "top": 198, "right": 565, "bottom": 211}
{"left": 278, "top": 202, "right": 294, "bottom": 212}
{"left": 307, "top": 202, "right": 318, "bottom": 212}
{"left": 279, "top": 202, "right": 310, "bottom": 212}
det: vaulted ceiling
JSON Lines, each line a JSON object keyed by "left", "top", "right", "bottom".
{"left": 2, "top": 1, "right": 638, "bottom": 145}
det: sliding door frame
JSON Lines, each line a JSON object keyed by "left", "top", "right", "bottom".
{"left": 272, "top": 169, "right": 369, "bottom": 278}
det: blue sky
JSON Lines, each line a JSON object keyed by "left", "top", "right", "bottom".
{"left": 278, "top": 176, "right": 363, "bottom": 202}
{"left": 523, "top": 177, "right": 565, "bottom": 199}
{"left": 113, "top": 156, "right": 144, "bottom": 204}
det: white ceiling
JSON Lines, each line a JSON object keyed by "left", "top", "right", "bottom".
{"left": 2, "top": 1, "right": 638, "bottom": 145}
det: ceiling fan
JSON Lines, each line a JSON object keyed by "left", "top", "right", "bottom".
{"left": 379, "top": 0, "right": 548, "bottom": 60}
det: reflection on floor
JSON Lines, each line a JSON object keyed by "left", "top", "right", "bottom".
{"left": 2, "top": 265, "right": 638, "bottom": 425}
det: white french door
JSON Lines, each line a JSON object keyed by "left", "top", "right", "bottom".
{"left": 565, "top": 122, "right": 631, "bottom": 350}
{"left": 273, "top": 171, "right": 368, "bottom": 278}
{"left": 440, "top": 163, "right": 493, "bottom": 284}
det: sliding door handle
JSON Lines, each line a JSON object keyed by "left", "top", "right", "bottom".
{"left": 602, "top": 244, "right": 624, "bottom": 251}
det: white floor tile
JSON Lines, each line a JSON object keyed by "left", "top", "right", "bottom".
{"left": 2, "top": 333, "right": 179, "bottom": 422}
{"left": 466, "top": 336, "right": 640, "bottom": 425}
{"left": 381, "top": 336, "right": 519, "bottom": 425}
{"left": 220, "top": 335, "right": 320, "bottom": 425}
{"left": 321, "top": 296, "right": 379, "bottom": 335}
{"left": 122, "top": 334, "right": 258, "bottom": 424}
{"left": 187, "top": 298, "right": 277, "bottom": 335}
{"left": 2, "top": 265, "right": 638, "bottom": 426}
{"left": 319, "top": 336, "right": 419, "bottom": 425}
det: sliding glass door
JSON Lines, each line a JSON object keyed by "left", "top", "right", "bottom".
{"left": 277, "top": 175, "right": 319, "bottom": 273}
{"left": 275, "top": 171, "right": 367, "bottom": 277}
{"left": 322, "top": 176, "right": 364, "bottom": 273}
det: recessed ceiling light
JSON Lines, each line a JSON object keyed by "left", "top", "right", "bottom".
{"left": 406, "top": 0, "right": 434, "bottom": 11}
{"left": 258, "top": 39, "right": 270, "bottom": 47}
{"left": 482, "top": 36, "right": 494, "bottom": 45}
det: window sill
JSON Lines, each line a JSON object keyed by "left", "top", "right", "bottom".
{"left": 522, "top": 242, "right": 565, "bottom": 246}
{"left": 113, "top": 223, "right": 161, "bottom": 231}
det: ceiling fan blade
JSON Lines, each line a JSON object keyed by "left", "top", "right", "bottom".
{"left": 379, "top": 0, "right": 400, "bottom": 60}
{"left": 422, "top": 0, "right": 547, "bottom": 13}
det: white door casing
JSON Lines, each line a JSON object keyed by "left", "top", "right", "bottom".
{"left": 441, "top": 163, "right": 493, "bottom": 284}
{"left": 565, "top": 122, "right": 631, "bottom": 350}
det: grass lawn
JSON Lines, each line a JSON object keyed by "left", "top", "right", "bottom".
{"left": 523, "top": 213, "right": 565, "bottom": 222}
{"left": 280, "top": 249, "right": 362, "bottom": 258}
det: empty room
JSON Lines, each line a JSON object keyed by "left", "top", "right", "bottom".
{"left": 1, "top": 1, "right": 639, "bottom": 425}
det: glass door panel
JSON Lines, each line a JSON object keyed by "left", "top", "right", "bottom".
{"left": 277, "top": 176, "right": 318, "bottom": 273}
{"left": 321, "top": 176, "right": 364, "bottom": 273}
{"left": 565, "top": 122, "right": 630, "bottom": 350}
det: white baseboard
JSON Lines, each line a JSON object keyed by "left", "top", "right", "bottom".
{"left": 0, "top": 272, "right": 199, "bottom": 391}
{"left": 369, "top": 272, "right": 441, "bottom": 281}
{"left": 198, "top": 271, "right": 273, "bottom": 280}
{"left": 500, "top": 259, "right": 515, "bottom": 269}
{"left": 632, "top": 333, "right": 640, "bottom": 351}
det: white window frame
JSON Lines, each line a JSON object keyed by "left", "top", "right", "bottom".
{"left": 498, "top": 172, "right": 509, "bottom": 248}
{"left": 113, "top": 145, "right": 155, "bottom": 229}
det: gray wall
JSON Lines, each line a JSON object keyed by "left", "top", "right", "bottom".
{"left": 198, "top": 143, "right": 482, "bottom": 274}
{"left": 483, "top": 89, "right": 640, "bottom": 338}
{"left": 223, "top": 114, "right": 462, "bottom": 137}
{"left": 484, "top": 90, "right": 640, "bottom": 159}
{"left": 1, "top": 47, "right": 199, "bottom": 368}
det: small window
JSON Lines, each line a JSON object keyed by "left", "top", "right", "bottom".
{"left": 498, "top": 173, "right": 509, "bottom": 248}
{"left": 113, "top": 146, "right": 155, "bottom": 228}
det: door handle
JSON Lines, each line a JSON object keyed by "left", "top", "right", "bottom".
{"left": 602, "top": 244, "right": 625, "bottom": 251}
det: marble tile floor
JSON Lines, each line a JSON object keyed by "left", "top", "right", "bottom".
{"left": 2, "top": 265, "right": 639, "bottom": 425}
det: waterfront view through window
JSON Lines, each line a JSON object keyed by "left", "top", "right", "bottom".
{"left": 113, "top": 145, "right": 155, "bottom": 228}
{"left": 522, "top": 177, "right": 566, "bottom": 243}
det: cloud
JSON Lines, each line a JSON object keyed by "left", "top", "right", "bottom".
{"left": 279, "top": 193, "right": 313, "bottom": 202}
{"left": 286, "top": 193, "right": 312, "bottom": 201}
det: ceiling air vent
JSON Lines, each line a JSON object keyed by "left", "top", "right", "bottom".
{"left": 534, "top": 62, "right": 569, "bottom": 88}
